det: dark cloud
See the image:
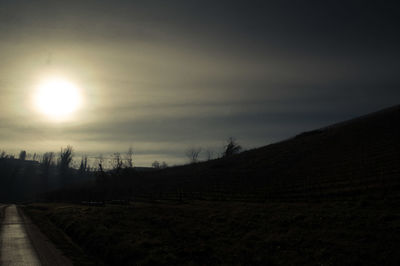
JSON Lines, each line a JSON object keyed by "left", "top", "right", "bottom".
{"left": 0, "top": 0, "right": 399, "bottom": 165}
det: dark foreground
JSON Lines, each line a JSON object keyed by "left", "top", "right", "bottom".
{"left": 0, "top": 205, "right": 41, "bottom": 265}
{"left": 23, "top": 199, "right": 400, "bottom": 266}
{"left": 0, "top": 205, "right": 72, "bottom": 266}
{"left": 12, "top": 106, "right": 400, "bottom": 265}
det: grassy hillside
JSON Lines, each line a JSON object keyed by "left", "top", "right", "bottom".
{"left": 49, "top": 104, "right": 400, "bottom": 202}
{"left": 25, "top": 105, "right": 400, "bottom": 265}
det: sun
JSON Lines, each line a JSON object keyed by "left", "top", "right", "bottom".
{"left": 34, "top": 78, "right": 83, "bottom": 120}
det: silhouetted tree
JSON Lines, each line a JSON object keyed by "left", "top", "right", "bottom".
{"left": 185, "top": 147, "right": 202, "bottom": 163}
{"left": 59, "top": 146, "right": 73, "bottom": 172}
{"left": 41, "top": 152, "right": 54, "bottom": 170}
{"left": 79, "top": 155, "right": 88, "bottom": 174}
{"left": 0, "top": 151, "right": 14, "bottom": 159}
{"left": 161, "top": 161, "right": 168, "bottom": 169}
{"left": 19, "top": 150, "right": 26, "bottom": 161}
{"left": 223, "top": 137, "right": 242, "bottom": 157}
{"left": 125, "top": 147, "right": 134, "bottom": 168}
{"left": 152, "top": 160, "right": 160, "bottom": 169}
{"left": 205, "top": 149, "right": 215, "bottom": 160}
{"left": 111, "top": 152, "right": 123, "bottom": 172}
{"left": 26, "top": 152, "right": 32, "bottom": 160}
{"left": 41, "top": 152, "right": 54, "bottom": 190}
{"left": 95, "top": 154, "right": 108, "bottom": 187}
{"left": 96, "top": 154, "right": 104, "bottom": 172}
{"left": 58, "top": 146, "right": 73, "bottom": 186}
{"left": 152, "top": 160, "right": 168, "bottom": 169}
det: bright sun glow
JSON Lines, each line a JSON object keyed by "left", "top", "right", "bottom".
{"left": 34, "top": 78, "right": 82, "bottom": 120}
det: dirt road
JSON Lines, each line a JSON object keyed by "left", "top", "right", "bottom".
{"left": 0, "top": 205, "right": 72, "bottom": 266}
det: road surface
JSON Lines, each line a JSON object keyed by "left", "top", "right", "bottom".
{"left": 0, "top": 204, "right": 72, "bottom": 266}
{"left": 0, "top": 204, "right": 41, "bottom": 265}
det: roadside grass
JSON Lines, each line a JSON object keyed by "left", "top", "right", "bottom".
{"left": 24, "top": 199, "right": 400, "bottom": 265}
{"left": 0, "top": 205, "right": 6, "bottom": 263}
{"left": 0, "top": 205, "right": 5, "bottom": 222}
{"left": 21, "top": 204, "right": 102, "bottom": 266}
{"left": 0, "top": 204, "right": 6, "bottom": 229}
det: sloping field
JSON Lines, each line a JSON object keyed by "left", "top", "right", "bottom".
{"left": 28, "top": 105, "right": 400, "bottom": 265}
{"left": 160, "top": 104, "right": 399, "bottom": 200}
{"left": 53, "top": 105, "right": 400, "bottom": 203}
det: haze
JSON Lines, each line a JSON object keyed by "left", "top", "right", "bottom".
{"left": 1, "top": 0, "right": 399, "bottom": 165}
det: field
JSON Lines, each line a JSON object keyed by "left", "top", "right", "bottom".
{"left": 0, "top": 204, "right": 5, "bottom": 226}
{"left": 49, "top": 105, "right": 400, "bottom": 204}
{"left": 23, "top": 199, "right": 400, "bottom": 266}
{"left": 20, "top": 106, "right": 400, "bottom": 265}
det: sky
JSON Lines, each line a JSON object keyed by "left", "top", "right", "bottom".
{"left": 0, "top": 0, "right": 399, "bottom": 166}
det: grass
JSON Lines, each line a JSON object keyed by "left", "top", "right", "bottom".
{"left": 24, "top": 199, "right": 400, "bottom": 265}
{"left": 19, "top": 105, "right": 400, "bottom": 265}
{"left": 0, "top": 204, "right": 6, "bottom": 228}
{"left": 49, "top": 105, "right": 400, "bottom": 204}
{"left": 21, "top": 204, "right": 102, "bottom": 266}
{"left": 0, "top": 205, "right": 4, "bottom": 221}
{"left": 0, "top": 205, "right": 6, "bottom": 263}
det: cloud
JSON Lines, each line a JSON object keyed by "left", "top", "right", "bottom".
{"left": 0, "top": 1, "right": 399, "bottom": 165}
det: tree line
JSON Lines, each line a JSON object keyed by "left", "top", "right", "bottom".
{"left": 184, "top": 137, "right": 242, "bottom": 164}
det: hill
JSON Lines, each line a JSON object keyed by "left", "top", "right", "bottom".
{"left": 24, "top": 105, "right": 400, "bottom": 265}
{"left": 49, "top": 104, "right": 400, "bottom": 202}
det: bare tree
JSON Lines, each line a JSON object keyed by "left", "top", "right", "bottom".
{"left": 185, "top": 147, "right": 202, "bottom": 163}
{"left": 223, "top": 137, "right": 242, "bottom": 157}
{"left": 41, "top": 152, "right": 54, "bottom": 170}
{"left": 205, "top": 149, "right": 215, "bottom": 161}
{"left": 152, "top": 160, "right": 160, "bottom": 169}
{"left": 19, "top": 150, "right": 27, "bottom": 161}
{"left": 111, "top": 152, "right": 123, "bottom": 171}
{"left": 0, "top": 150, "right": 14, "bottom": 159}
{"left": 79, "top": 155, "right": 88, "bottom": 174}
{"left": 152, "top": 160, "right": 168, "bottom": 169}
{"left": 59, "top": 146, "right": 73, "bottom": 171}
{"left": 26, "top": 153, "right": 32, "bottom": 160}
{"left": 125, "top": 147, "right": 134, "bottom": 168}
{"left": 96, "top": 154, "right": 104, "bottom": 173}
{"left": 40, "top": 152, "right": 54, "bottom": 190}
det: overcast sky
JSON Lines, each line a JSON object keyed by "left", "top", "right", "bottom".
{"left": 0, "top": 0, "right": 399, "bottom": 166}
